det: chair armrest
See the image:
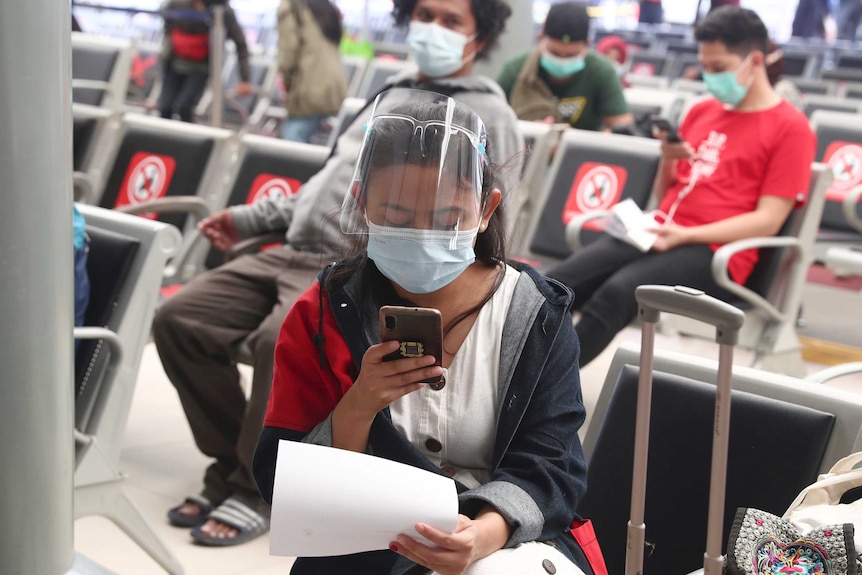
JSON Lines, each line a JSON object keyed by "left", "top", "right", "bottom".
{"left": 842, "top": 185, "right": 862, "bottom": 234}
{"left": 73, "top": 326, "right": 123, "bottom": 457}
{"left": 711, "top": 236, "right": 803, "bottom": 323}
{"left": 72, "top": 171, "right": 97, "bottom": 204}
{"left": 115, "top": 196, "right": 211, "bottom": 225}
{"left": 71, "top": 79, "right": 112, "bottom": 93}
{"left": 823, "top": 245, "right": 862, "bottom": 274}
{"left": 565, "top": 210, "right": 611, "bottom": 252}
{"left": 224, "top": 232, "right": 287, "bottom": 263}
{"left": 804, "top": 362, "right": 862, "bottom": 384}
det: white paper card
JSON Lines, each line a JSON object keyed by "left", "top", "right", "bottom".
{"left": 606, "top": 199, "right": 659, "bottom": 252}
{"left": 270, "top": 440, "right": 459, "bottom": 557}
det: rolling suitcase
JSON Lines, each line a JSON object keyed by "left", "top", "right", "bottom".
{"left": 627, "top": 285, "right": 746, "bottom": 575}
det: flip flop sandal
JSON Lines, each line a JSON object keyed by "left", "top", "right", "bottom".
{"left": 167, "top": 494, "right": 213, "bottom": 528}
{"left": 190, "top": 496, "right": 270, "bottom": 547}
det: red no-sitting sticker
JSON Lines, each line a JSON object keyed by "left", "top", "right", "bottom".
{"left": 115, "top": 152, "right": 176, "bottom": 219}
{"left": 563, "top": 162, "right": 628, "bottom": 229}
{"left": 246, "top": 173, "right": 302, "bottom": 204}
{"left": 823, "top": 141, "right": 862, "bottom": 202}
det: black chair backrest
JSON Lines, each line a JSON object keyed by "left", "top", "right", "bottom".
{"left": 845, "top": 82, "right": 862, "bottom": 100}
{"left": 579, "top": 365, "right": 834, "bottom": 575}
{"left": 804, "top": 97, "right": 861, "bottom": 118}
{"left": 75, "top": 226, "right": 140, "bottom": 433}
{"left": 126, "top": 47, "right": 160, "bottom": 102}
{"left": 790, "top": 78, "right": 835, "bottom": 96}
{"left": 741, "top": 202, "right": 804, "bottom": 302}
{"left": 203, "top": 140, "right": 328, "bottom": 268}
{"left": 222, "top": 59, "right": 270, "bottom": 122}
{"left": 73, "top": 113, "right": 98, "bottom": 172}
{"left": 783, "top": 52, "right": 819, "bottom": 78}
{"left": 813, "top": 122, "right": 862, "bottom": 234}
{"left": 665, "top": 41, "right": 697, "bottom": 55}
{"left": 836, "top": 53, "right": 862, "bottom": 70}
{"left": 629, "top": 52, "right": 671, "bottom": 77}
{"left": 668, "top": 52, "right": 701, "bottom": 79}
{"left": 99, "top": 123, "right": 215, "bottom": 231}
{"left": 529, "top": 135, "right": 659, "bottom": 260}
{"left": 72, "top": 43, "right": 119, "bottom": 107}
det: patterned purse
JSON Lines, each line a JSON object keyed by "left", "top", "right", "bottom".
{"left": 726, "top": 507, "right": 859, "bottom": 575}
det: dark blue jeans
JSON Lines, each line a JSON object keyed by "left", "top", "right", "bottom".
{"left": 159, "top": 63, "right": 209, "bottom": 123}
{"left": 74, "top": 243, "right": 90, "bottom": 352}
{"left": 545, "top": 236, "right": 732, "bottom": 366}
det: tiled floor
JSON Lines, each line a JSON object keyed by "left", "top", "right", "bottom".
{"left": 73, "top": 283, "right": 862, "bottom": 575}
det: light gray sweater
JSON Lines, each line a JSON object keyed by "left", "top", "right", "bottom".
{"left": 231, "top": 72, "right": 525, "bottom": 259}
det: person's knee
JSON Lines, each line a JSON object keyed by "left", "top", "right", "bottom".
{"left": 152, "top": 294, "right": 194, "bottom": 345}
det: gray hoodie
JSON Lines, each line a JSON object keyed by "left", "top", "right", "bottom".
{"left": 231, "top": 71, "right": 525, "bottom": 259}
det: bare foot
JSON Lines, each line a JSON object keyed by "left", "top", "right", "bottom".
{"left": 199, "top": 518, "right": 239, "bottom": 539}
{"left": 177, "top": 502, "right": 205, "bottom": 518}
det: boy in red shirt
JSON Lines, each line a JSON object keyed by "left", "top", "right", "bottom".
{"left": 546, "top": 6, "right": 816, "bottom": 367}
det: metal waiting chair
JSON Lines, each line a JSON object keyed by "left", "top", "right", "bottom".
{"left": 84, "top": 113, "right": 241, "bottom": 285}
{"left": 72, "top": 32, "right": 133, "bottom": 112}
{"left": 515, "top": 130, "right": 661, "bottom": 268}
{"left": 124, "top": 41, "right": 163, "bottom": 114}
{"left": 580, "top": 342, "right": 862, "bottom": 575}
{"left": 624, "top": 86, "right": 693, "bottom": 126}
{"left": 72, "top": 104, "right": 116, "bottom": 204}
{"left": 660, "top": 164, "right": 833, "bottom": 375}
{"left": 507, "top": 121, "right": 567, "bottom": 257}
{"left": 354, "top": 57, "right": 415, "bottom": 101}
{"left": 809, "top": 110, "right": 862, "bottom": 257}
{"left": 342, "top": 55, "right": 370, "bottom": 98}
{"left": 74, "top": 205, "right": 183, "bottom": 575}
{"left": 802, "top": 94, "right": 862, "bottom": 118}
{"left": 201, "top": 134, "right": 330, "bottom": 271}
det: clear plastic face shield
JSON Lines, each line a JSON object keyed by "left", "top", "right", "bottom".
{"left": 340, "top": 90, "right": 488, "bottom": 242}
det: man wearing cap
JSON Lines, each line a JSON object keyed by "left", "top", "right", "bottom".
{"left": 497, "top": 1, "right": 633, "bottom": 132}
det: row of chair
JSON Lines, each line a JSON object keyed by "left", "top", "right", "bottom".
{"left": 72, "top": 31, "right": 414, "bottom": 136}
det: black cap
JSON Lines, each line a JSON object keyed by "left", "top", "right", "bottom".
{"left": 543, "top": 2, "right": 591, "bottom": 44}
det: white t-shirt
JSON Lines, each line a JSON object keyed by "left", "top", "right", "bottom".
{"left": 389, "top": 265, "right": 521, "bottom": 489}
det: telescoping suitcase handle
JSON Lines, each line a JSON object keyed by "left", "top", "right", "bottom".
{"left": 627, "top": 286, "right": 745, "bottom": 575}
{"left": 636, "top": 285, "right": 745, "bottom": 344}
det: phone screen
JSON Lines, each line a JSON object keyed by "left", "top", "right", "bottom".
{"left": 379, "top": 306, "right": 445, "bottom": 389}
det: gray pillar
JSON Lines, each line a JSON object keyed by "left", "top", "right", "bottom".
{"left": 473, "top": 0, "right": 535, "bottom": 81}
{"left": 210, "top": 5, "right": 226, "bottom": 128}
{"left": 0, "top": 0, "right": 75, "bottom": 574}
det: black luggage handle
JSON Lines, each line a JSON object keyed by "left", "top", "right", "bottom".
{"left": 635, "top": 285, "right": 745, "bottom": 345}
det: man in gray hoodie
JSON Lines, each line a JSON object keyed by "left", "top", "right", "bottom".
{"left": 153, "top": 0, "right": 522, "bottom": 547}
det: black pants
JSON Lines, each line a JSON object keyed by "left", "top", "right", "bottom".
{"left": 639, "top": 1, "right": 663, "bottom": 24}
{"left": 545, "top": 236, "right": 733, "bottom": 366}
{"left": 158, "top": 63, "right": 209, "bottom": 123}
{"left": 152, "top": 247, "right": 324, "bottom": 507}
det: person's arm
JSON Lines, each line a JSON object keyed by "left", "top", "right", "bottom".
{"left": 224, "top": 8, "right": 251, "bottom": 83}
{"left": 229, "top": 195, "right": 297, "bottom": 238}
{"left": 651, "top": 195, "right": 796, "bottom": 252}
{"left": 596, "top": 59, "right": 633, "bottom": 130}
{"left": 276, "top": 0, "right": 300, "bottom": 91}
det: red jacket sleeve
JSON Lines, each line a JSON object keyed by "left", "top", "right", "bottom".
{"left": 264, "top": 282, "right": 356, "bottom": 433}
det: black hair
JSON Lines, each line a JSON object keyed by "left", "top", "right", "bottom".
{"left": 304, "top": 0, "right": 343, "bottom": 46}
{"left": 391, "top": 0, "right": 512, "bottom": 60}
{"left": 695, "top": 6, "right": 769, "bottom": 57}
{"left": 765, "top": 40, "right": 783, "bottom": 87}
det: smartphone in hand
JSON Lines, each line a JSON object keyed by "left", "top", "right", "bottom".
{"left": 650, "top": 116, "right": 682, "bottom": 143}
{"left": 379, "top": 306, "right": 445, "bottom": 390}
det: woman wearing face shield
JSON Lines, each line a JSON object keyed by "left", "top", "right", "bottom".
{"left": 253, "top": 90, "right": 595, "bottom": 575}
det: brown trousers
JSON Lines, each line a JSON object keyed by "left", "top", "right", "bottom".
{"left": 152, "top": 247, "right": 326, "bottom": 509}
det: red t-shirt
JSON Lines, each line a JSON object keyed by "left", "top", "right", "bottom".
{"left": 659, "top": 98, "right": 816, "bottom": 284}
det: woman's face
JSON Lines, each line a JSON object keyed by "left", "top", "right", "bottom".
{"left": 364, "top": 164, "right": 483, "bottom": 232}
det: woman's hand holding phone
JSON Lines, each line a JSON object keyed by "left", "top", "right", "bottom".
{"left": 344, "top": 341, "right": 442, "bottom": 419}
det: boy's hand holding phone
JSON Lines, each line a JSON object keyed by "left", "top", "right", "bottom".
{"left": 651, "top": 116, "right": 694, "bottom": 161}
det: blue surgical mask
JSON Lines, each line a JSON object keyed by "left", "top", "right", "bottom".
{"left": 540, "top": 52, "right": 586, "bottom": 78}
{"left": 703, "top": 57, "right": 752, "bottom": 107}
{"left": 407, "top": 21, "right": 477, "bottom": 79}
{"left": 366, "top": 221, "right": 477, "bottom": 294}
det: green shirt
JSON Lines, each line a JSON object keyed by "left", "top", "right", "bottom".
{"left": 497, "top": 50, "right": 630, "bottom": 131}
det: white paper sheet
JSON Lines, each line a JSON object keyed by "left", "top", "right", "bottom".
{"left": 270, "top": 440, "right": 459, "bottom": 557}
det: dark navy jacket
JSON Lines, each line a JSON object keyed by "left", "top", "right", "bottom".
{"left": 254, "top": 260, "right": 591, "bottom": 575}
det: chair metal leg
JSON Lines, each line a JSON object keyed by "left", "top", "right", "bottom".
{"left": 75, "top": 481, "right": 185, "bottom": 575}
